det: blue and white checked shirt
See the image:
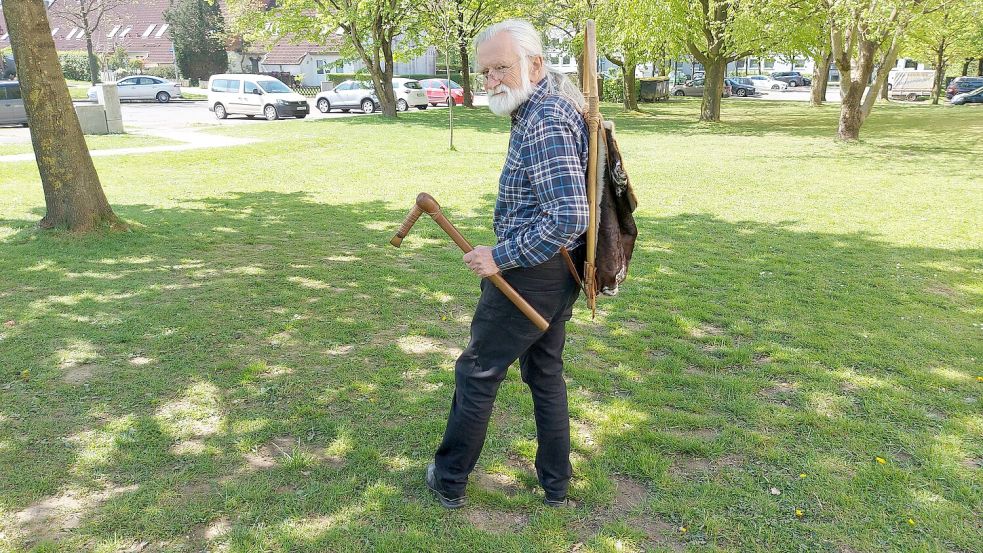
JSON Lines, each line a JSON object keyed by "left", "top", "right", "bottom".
{"left": 491, "top": 78, "right": 589, "bottom": 270}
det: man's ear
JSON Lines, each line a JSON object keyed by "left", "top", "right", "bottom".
{"left": 529, "top": 55, "right": 544, "bottom": 82}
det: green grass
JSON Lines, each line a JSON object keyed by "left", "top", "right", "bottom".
{"left": 0, "top": 99, "right": 980, "bottom": 552}
{"left": 0, "top": 134, "right": 181, "bottom": 157}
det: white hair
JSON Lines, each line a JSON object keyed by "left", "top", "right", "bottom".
{"left": 475, "top": 19, "right": 586, "bottom": 111}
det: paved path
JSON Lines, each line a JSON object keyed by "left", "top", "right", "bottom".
{"left": 0, "top": 128, "right": 259, "bottom": 163}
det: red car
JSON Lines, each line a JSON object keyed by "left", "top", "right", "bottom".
{"left": 420, "top": 78, "right": 465, "bottom": 106}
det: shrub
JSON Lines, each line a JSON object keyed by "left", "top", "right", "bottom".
{"left": 146, "top": 65, "right": 178, "bottom": 80}
{"left": 59, "top": 51, "right": 91, "bottom": 81}
{"left": 601, "top": 74, "right": 641, "bottom": 103}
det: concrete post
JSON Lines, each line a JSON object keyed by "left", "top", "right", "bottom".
{"left": 98, "top": 83, "right": 124, "bottom": 134}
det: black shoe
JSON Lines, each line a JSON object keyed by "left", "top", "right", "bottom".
{"left": 544, "top": 495, "right": 569, "bottom": 508}
{"left": 426, "top": 463, "right": 466, "bottom": 509}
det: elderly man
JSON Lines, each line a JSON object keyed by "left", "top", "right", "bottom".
{"left": 426, "top": 19, "right": 589, "bottom": 509}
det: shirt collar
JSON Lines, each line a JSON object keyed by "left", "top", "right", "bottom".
{"left": 511, "top": 77, "right": 550, "bottom": 125}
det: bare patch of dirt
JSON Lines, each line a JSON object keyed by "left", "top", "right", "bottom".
{"left": 129, "top": 356, "right": 154, "bottom": 366}
{"left": 629, "top": 516, "right": 685, "bottom": 552}
{"left": 925, "top": 408, "right": 947, "bottom": 422}
{"left": 690, "top": 323, "right": 725, "bottom": 339}
{"left": 622, "top": 319, "right": 647, "bottom": 331}
{"left": 572, "top": 419, "right": 597, "bottom": 450}
{"left": 11, "top": 484, "right": 138, "bottom": 545}
{"left": 925, "top": 283, "right": 959, "bottom": 299}
{"left": 192, "top": 516, "right": 232, "bottom": 542}
{"left": 465, "top": 507, "right": 528, "bottom": 534}
{"left": 683, "top": 365, "right": 707, "bottom": 376}
{"left": 761, "top": 381, "right": 797, "bottom": 405}
{"left": 506, "top": 451, "right": 535, "bottom": 472}
{"left": 475, "top": 471, "right": 522, "bottom": 496}
{"left": 170, "top": 439, "right": 206, "bottom": 455}
{"left": 668, "top": 428, "right": 720, "bottom": 440}
{"left": 609, "top": 475, "right": 648, "bottom": 517}
{"left": 961, "top": 457, "right": 982, "bottom": 470}
{"left": 754, "top": 354, "right": 773, "bottom": 366}
{"left": 63, "top": 363, "right": 95, "bottom": 384}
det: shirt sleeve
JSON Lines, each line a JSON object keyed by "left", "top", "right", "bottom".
{"left": 492, "top": 111, "right": 589, "bottom": 270}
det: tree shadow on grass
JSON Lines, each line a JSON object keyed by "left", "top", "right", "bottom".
{"left": 0, "top": 193, "right": 980, "bottom": 551}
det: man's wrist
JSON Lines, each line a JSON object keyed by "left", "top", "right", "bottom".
{"left": 492, "top": 243, "right": 519, "bottom": 270}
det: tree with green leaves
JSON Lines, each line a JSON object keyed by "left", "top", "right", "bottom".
{"left": 420, "top": 0, "right": 514, "bottom": 108}
{"left": 903, "top": 0, "right": 982, "bottom": 104}
{"left": 4, "top": 0, "right": 124, "bottom": 232}
{"left": 596, "top": 0, "right": 675, "bottom": 110}
{"left": 668, "top": 0, "right": 778, "bottom": 122}
{"left": 530, "top": 0, "right": 603, "bottom": 78}
{"left": 826, "top": 0, "right": 934, "bottom": 140}
{"left": 233, "top": 0, "right": 422, "bottom": 118}
{"left": 164, "top": 0, "right": 229, "bottom": 83}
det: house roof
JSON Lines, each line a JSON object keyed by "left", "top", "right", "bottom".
{"left": 261, "top": 35, "right": 343, "bottom": 66}
{"left": 0, "top": 0, "right": 177, "bottom": 64}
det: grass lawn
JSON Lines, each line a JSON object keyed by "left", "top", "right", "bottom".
{"left": 0, "top": 99, "right": 980, "bottom": 552}
{"left": 0, "top": 134, "right": 181, "bottom": 157}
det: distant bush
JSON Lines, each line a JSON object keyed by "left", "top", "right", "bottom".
{"left": 59, "top": 51, "right": 91, "bottom": 81}
{"left": 146, "top": 65, "right": 178, "bottom": 80}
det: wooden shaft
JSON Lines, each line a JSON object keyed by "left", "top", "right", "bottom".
{"left": 396, "top": 193, "right": 551, "bottom": 332}
{"left": 390, "top": 205, "right": 424, "bottom": 248}
{"left": 584, "top": 20, "right": 600, "bottom": 270}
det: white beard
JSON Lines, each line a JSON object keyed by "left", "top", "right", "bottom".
{"left": 488, "top": 79, "right": 535, "bottom": 116}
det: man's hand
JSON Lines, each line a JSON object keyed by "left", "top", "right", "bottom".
{"left": 463, "top": 246, "right": 500, "bottom": 278}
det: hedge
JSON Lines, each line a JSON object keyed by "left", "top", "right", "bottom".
{"left": 59, "top": 51, "right": 91, "bottom": 82}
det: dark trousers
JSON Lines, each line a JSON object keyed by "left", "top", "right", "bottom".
{"left": 434, "top": 248, "right": 582, "bottom": 499}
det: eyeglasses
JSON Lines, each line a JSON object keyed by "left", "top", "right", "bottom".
{"left": 479, "top": 61, "right": 519, "bottom": 80}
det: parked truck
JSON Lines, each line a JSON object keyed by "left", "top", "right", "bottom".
{"left": 887, "top": 69, "right": 936, "bottom": 101}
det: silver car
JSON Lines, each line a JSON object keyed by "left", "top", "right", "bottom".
{"left": 315, "top": 80, "right": 381, "bottom": 114}
{"left": 0, "top": 81, "right": 27, "bottom": 126}
{"left": 87, "top": 76, "right": 182, "bottom": 103}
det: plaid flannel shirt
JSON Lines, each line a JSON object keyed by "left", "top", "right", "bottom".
{"left": 491, "top": 78, "right": 589, "bottom": 270}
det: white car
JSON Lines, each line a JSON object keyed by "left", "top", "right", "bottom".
{"left": 391, "top": 78, "right": 429, "bottom": 112}
{"left": 88, "top": 76, "right": 182, "bottom": 103}
{"left": 747, "top": 75, "right": 788, "bottom": 91}
{"left": 207, "top": 74, "right": 309, "bottom": 120}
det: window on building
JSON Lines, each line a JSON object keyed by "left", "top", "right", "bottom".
{"left": 50, "top": 27, "right": 59, "bottom": 36}
{"left": 563, "top": 55, "right": 571, "bottom": 65}
{"left": 0, "top": 33, "right": 7, "bottom": 41}
{"left": 793, "top": 57, "right": 806, "bottom": 69}
{"left": 764, "top": 58, "right": 775, "bottom": 70}
{"left": 155, "top": 24, "right": 169, "bottom": 37}
{"left": 142, "top": 25, "right": 156, "bottom": 38}
{"left": 107, "top": 25, "right": 120, "bottom": 38}
{"left": 66, "top": 28, "right": 78, "bottom": 40}
{"left": 119, "top": 26, "right": 132, "bottom": 38}
{"left": 904, "top": 59, "right": 918, "bottom": 69}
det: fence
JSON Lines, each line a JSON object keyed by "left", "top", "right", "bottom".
{"left": 289, "top": 85, "right": 322, "bottom": 98}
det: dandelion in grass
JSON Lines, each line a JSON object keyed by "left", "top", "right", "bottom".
{"left": 795, "top": 509, "right": 804, "bottom": 518}
{"left": 907, "top": 518, "right": 915, "bottom": 526}
{"left": 799, "top": 473, "right": 807, "bottom": 479}
{"left": 977, "top": 376, "right": 983, "bottom": 382}
{"left": 876, "top": 457, "right": 886, "bottom": 464}
{"left": 679, "top": 526, "right": 687, "bottom": 533}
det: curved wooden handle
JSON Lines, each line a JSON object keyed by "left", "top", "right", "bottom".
{"left": 390, "top": 204, "right": 424, "bottom": 248}
{"left": 390, "top": 192, "right": 550, "bottom": 332}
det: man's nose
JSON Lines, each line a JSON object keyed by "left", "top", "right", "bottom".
{"left": 485, "top": 74, "right": 501, "bottom": 90}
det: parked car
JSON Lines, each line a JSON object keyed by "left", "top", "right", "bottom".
{"left": 0, "top": 81, "right": 28, "bottom": 126}
{"left": 748, "top": 75, "right": 788, "bottom": 91}
{"left": 1, "top": 55, "right": 15, "bottom": 79}
{"left": 946, "top": 76, "right": 983, "bottom": 100}
{"left": 315, "top": 80, "right": 383, "bottom": 114}
{"left": 771, "top": 71, "right": 810, "bottom": 87}
{"left": 950, "top": 85, "right": 983, "bottom": 105}
{"left": 207, "top": 74, "right": 309, "bottom": 120}
{"left": 88, "top": 76, "right": 182, "bottom": 103}
{"left": 391, "top": 78, "right": 429, "bottom": 111}
{"left": 671, "top": 78, "right": 731, "bottom": 97}
{"left": 725, "top": 77, "right": 757, "bottom": 97}
{"left": 420, "top": 78, "right": 464, "bottom": 106}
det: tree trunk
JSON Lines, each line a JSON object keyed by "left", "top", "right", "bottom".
{"left": 978, "top": 58, "right": 983, "bottom": 76}
{"left": 861, "top": 40, "right": 899, "bottom": 119}
{"left": 931, "top": 46, "right": 946, "bottom": 105}
{"left": 457, "top": 39, "right": 474, "bottom": 108}
{"left": 85, "top": 36, "right": 100, "bottom": 85}
{"left": 879, "top": 75, "right": 889, "bottom": 99}
{"left": 838, "top": 42, "right": 877, "bottom": 141}
{"left": 623, "top": 62, "right": 638, "bottom": 111}
{"left": 700, "top": 58, "right": 725, "bottom": 122}
{"left": 961, "top": 58, "right": 971, "bottom": 76}
{"left": 5, "top": 0, "right": 123, "bottom": 232}
{"left": 811, "top": 51, "right": 832, "bottom": 106}
{"left": 376, "top": 36, "right": 398, "bottom": 117}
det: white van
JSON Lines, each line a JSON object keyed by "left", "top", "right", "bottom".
{"left": 0, "top": 81, "right": 28, "bottom": 127}
{"left": 207, "top": 74, "right": 310, "bottom": 120}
